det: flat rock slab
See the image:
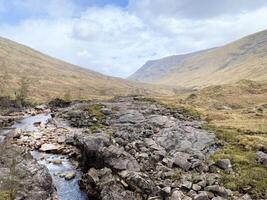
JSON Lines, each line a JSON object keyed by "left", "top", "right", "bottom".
{"left": 39, "top": 143, "right": 61, "bottom": 153}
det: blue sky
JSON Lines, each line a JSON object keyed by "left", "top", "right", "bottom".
{"left": 0, "top": 0, "right": 128, "bottom": 24}
{"left": 1, "top": 0, "right": 267, "bottom": 77}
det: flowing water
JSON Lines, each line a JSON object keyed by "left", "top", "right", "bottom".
{"left": 0, "top": 113, "right": 88, "bottom": 200}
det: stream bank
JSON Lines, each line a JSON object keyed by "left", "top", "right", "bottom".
{"left": 0, "top": 107, "right": 88, "bottom": 200}
{"left": 1, "top": 96, "right": 256, "bottom": 200}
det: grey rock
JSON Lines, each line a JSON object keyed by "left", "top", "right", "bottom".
{"left": 181, "top": 181, "right": 193, "bottom": 190}
{"left": 82, "top": 168, "right": 135, "bottom": 200}
{"left": 197, "top": 180, "right": 207, "bottom": 188}
{"left": 64, "top": 171, "right": 76, "bottom": 180}
{"left": 0, "top": 145, "right": 54, "bottom": 200}
{"left": 148, "top": 115, "right": 175, "bottom": 128}
{"left": 239, "top": 194, "right": 252, "bottom": 200}
{"left": 102, "top": 145, "right": 140, "bottom": 171}
{"left": 101, "top": 108, "right": 112, "bottom": 115}
{"left": 171, "top": 190, "right": 183, "bottom": 200}
{"left": 205, "top": 185, "right": 228, "bottom": 198}
{"left": 173, "top": 152, "right": 192, "bottom": 171}
{"left": 39, "top": 143, "right": 61, "bottom": 153}
{"left": 119, "top": 170, "right": 154, "bottom": 195}
{"left": 216, "top": 159, "right": 232, "bottom": 170}
{"left": 192, "top": 184, "right": 201, "bottom": 191}
{"left": 212, "top": 197, "right": 225, "bottom": 200}
{"left": 160, "top": 186, "right": 171, "bottom": 198}
{"left": 100, "top": 183, "right": 135, "bottom": 200}
{"left": 256, "top": 151, "right": 267, "bottom": 166}
{"left": 119, "top": 110, "right": 145, "bottom": 124}
{"left": 194, "top": 192, "right": 209, "bottom": 200}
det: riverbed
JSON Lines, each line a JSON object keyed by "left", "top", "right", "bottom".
{"left": 0, "top": 113, "right": 88, "bottom": 200}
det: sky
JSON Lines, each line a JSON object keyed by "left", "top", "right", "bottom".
{"left": 1, "top": 0, "right": 267, "bottom": 78}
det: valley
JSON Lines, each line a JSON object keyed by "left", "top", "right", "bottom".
{"left": 0, "top": 25, "right": 267, "bottom": 200}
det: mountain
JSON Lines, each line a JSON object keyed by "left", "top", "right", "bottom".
{"left": 129, "top": 29, "right": 267, "bottom": 88}
{"left": 0, "top": 37, "right": 169, "bottom": 102}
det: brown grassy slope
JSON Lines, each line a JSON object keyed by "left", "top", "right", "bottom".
{"left": 130, "top": 29, "right": 267, "bottom": 88}
{"left": 154, "top": 80, "right": 267, "bottom": 198}
{"left": 157, "top": 79, "right": 267, "bottom": 132}
{"left": 0, "top": 37, "right": 172, "bottom": 102}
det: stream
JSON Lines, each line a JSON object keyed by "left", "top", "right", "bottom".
{"left": 0, "top": 113, "right": 88, "bottom": 200}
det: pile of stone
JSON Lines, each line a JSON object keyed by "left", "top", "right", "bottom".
{"left": 69, "top": 97, "right": 251, "bottom": 200}
{"left": 11, "top": 125, "right": 78, "bottom": 158}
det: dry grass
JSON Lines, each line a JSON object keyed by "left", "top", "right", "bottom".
{"left": 131, "top": 29, "right": 267, "bottom": 89}
{"left": 154, "top": 80, "right": 267, "bottom": 198}
{"left": 0, "top": 37, "right": 173, "bottom": 103}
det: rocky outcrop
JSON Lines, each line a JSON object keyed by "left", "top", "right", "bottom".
{"left": 72, "top": 97, "right": 236, "bottom": 200}
{"left": 0, "top": 144, "right": 55, "bottom": 200}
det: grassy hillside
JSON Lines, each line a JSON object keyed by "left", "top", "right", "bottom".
{"left": 0, "top": 37, "right": 172, "bottom": 102}
{"left": 154, "top": 80, "right": 267, "bottom": 198}
{"left": 130, "top": 29, "right": 267, "bottom": 89}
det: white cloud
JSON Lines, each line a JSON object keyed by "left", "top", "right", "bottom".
{"left": 1, "top": 0, "right": 267, "bottom": 77}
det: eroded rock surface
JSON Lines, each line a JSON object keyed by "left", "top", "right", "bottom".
{"left": 0, "top": 144, "right": 54, "bottom": 200}
{"left": 70, "top": 97, "right": 237, "bottom": 199}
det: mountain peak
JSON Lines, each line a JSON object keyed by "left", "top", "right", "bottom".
{"left": 129, "top": 29, "right": 267, "bottom": 88}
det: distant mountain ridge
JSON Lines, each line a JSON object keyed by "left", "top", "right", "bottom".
{"left": 129, "top": 29, "right": 267, "bottom": 88}
{"left": 0, "top": 37, "right": 169, "bottom": 102}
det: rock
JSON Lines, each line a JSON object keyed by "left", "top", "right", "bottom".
{"left": 64, "top": 172, "right": 76, "bottom": 180}
{"left": 181, "top": 181, "right": 193, "bottom": 190}
{"left": 240, "top": 194, "right": 252, "bottom": 200}
{"left": 102, "top": 145, "right": 141, "bottom": 172}
{"left": 0, "top": 144, "right": 54, "bottom": 200}
{"left": 187, "top": 190, "right": 197, "bottom": 198}
{"left": 197, "top": 180, "right": 207, "bottom": 188}
{"left": 33, "top": 132, "right": 43, "bottom": 140}
{"left": 0, "top": 135, "right": 5, "bottom": 143}
{"left": 256, "top": 151, "right": 267, "bottom": 166}
{"left": 194, "top": 192, "right": 209, "bottom": 200}
{"left": 65, "top": 137, "right": 75, "bottom": 145}
{"left": 160, "top": 186, "right": 171, "bottom": 198}
{"left": 39, "top": 143, "right": 61, "bottom": 153}
{"left": 173, "top": 152, "right": 192, "bottom": 171}
{"left": 81, "top": 168, "right": 135, "bottom": 200}
{"left": 33, "top": 121, "right": 42, "bottom": 127}
{"left": 101, "top": 108, "right": 112, "bottom": 115}
{"left": 205, "top": 185, "right": 228, "bottom": 198}
{"left": 119, "top": 110, "right": 145, "bottom": 124}
{"left": 148, "top": 115, "right": 175, "bottom": 128}
{"left": 48, "top": 98, "right": 71, "bottom": 108}
{"left": 212, "top": 197, "right": 225, "bottom": 200}
{"left": 100, "top": 183, "right": 135, "bottom": 200}
{"left": 51, "top": 160, "right": 62, "bottom": 165}
{"left": 70, "top": 97, "right": 240, "bottom": 199}
{"left": 35, "top": 105, "right": 47, "bottom": 111}
{"left": 171, "top": 190, "right": 183, "bottom": 200}
{"left": 119, "top": 170, "right": 154, "bottom": 195}
{"left": 57, "top": 136, "right": 65, "bottom": 144}
{"left": 192, "top": 184, "right": 201, "bottom": 191}
{"left": 216, "top": 159, "right": 232, "bottom": 170}
{"left": 206, "top": 174, "right": 220, "bottom": 186}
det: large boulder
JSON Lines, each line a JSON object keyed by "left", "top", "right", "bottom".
{"left": 75, "top": 133, "right": 140, "bottom": 172}
{"left": 0, "top": 144, "right": 54, "bottom": 200}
